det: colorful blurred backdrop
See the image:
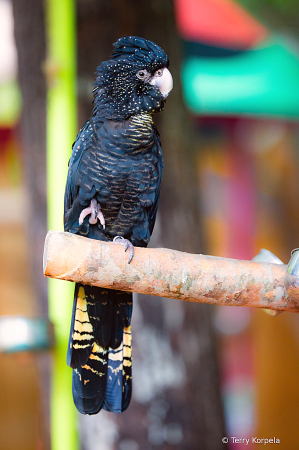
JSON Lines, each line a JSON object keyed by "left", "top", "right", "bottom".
{"left": 1, "top": 0, "right": 299, "bottom": 449}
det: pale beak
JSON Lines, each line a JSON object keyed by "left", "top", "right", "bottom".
{"left": 150, "top": 68, "right": 173, "bottom": 98}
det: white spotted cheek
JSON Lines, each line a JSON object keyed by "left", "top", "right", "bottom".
{"left": 150, "top": 68, "right": 173, "bottom": 98}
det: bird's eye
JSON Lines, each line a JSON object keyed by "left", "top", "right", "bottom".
{"left": 156, "top": 69, "right": 163, "bottom": 77}
{"left": 137, "top": 70, "right": 146, "bottom": 79}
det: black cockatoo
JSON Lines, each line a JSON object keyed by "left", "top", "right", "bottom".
{"left": 64, "top": 36, "right": 172, "bottom": 415}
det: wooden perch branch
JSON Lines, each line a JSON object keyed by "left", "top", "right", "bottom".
{"left": 43, "top": 231, "right": 299, "bottom": 313}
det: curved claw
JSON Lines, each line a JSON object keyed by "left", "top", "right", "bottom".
{"left": 113, "top": 236, "right": 134, "bottom": 264}
{"left": 96, "top": 210, "right": 105, "bottom": 229}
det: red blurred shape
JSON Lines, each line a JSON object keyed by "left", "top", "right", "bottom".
{"left": 174, "top": 0, "right": 268, "bottom": 49}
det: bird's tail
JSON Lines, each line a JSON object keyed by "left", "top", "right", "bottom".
{"left": 67, "top": 283, "right": 132, "bottom": 414}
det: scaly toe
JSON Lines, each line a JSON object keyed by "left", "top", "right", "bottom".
{"left": 79, "top": 206, "right": 92, "bottom": 225}
{"left": 113, "top": 236, "right": 134, "bottom": 264}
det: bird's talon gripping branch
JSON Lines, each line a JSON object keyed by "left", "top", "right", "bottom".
{"left": 79, "top": 198, "right": 105, "bottom": 228}
{"left": 113, "top": 236, "right": 134, "bottom": 264}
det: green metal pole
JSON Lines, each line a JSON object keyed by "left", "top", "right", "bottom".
{"left": 45, "top": 0, "right": 78, "bottom": 448}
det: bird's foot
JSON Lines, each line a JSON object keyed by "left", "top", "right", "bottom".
{"left": 79, "top": 198, "right": 105, "bottom": 228}
{"left": 113, "top": 236, "right": 134, "bottom": 264}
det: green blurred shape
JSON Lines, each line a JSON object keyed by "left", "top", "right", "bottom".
{"left": 182, "top": 38, "right": 299, "bottom": 119}
{"left": 45, "top": 0, "right": 78, "bottom": 448}
{"left": 0, "top": 79, "right": 21, "bottom": 126}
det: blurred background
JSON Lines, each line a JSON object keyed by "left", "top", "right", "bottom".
{"left": 1, "top": 0, "right": 299, "bottom": 449}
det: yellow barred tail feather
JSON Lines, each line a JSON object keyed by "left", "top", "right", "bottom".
{"left": 68, "top": 284, "right": 133, "bottom": 414}
{"left": 72, "top": 342, "right": 108, "bottom": 414}
{"left": 103, "top": 325, "right": 132, "bottom": 413}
